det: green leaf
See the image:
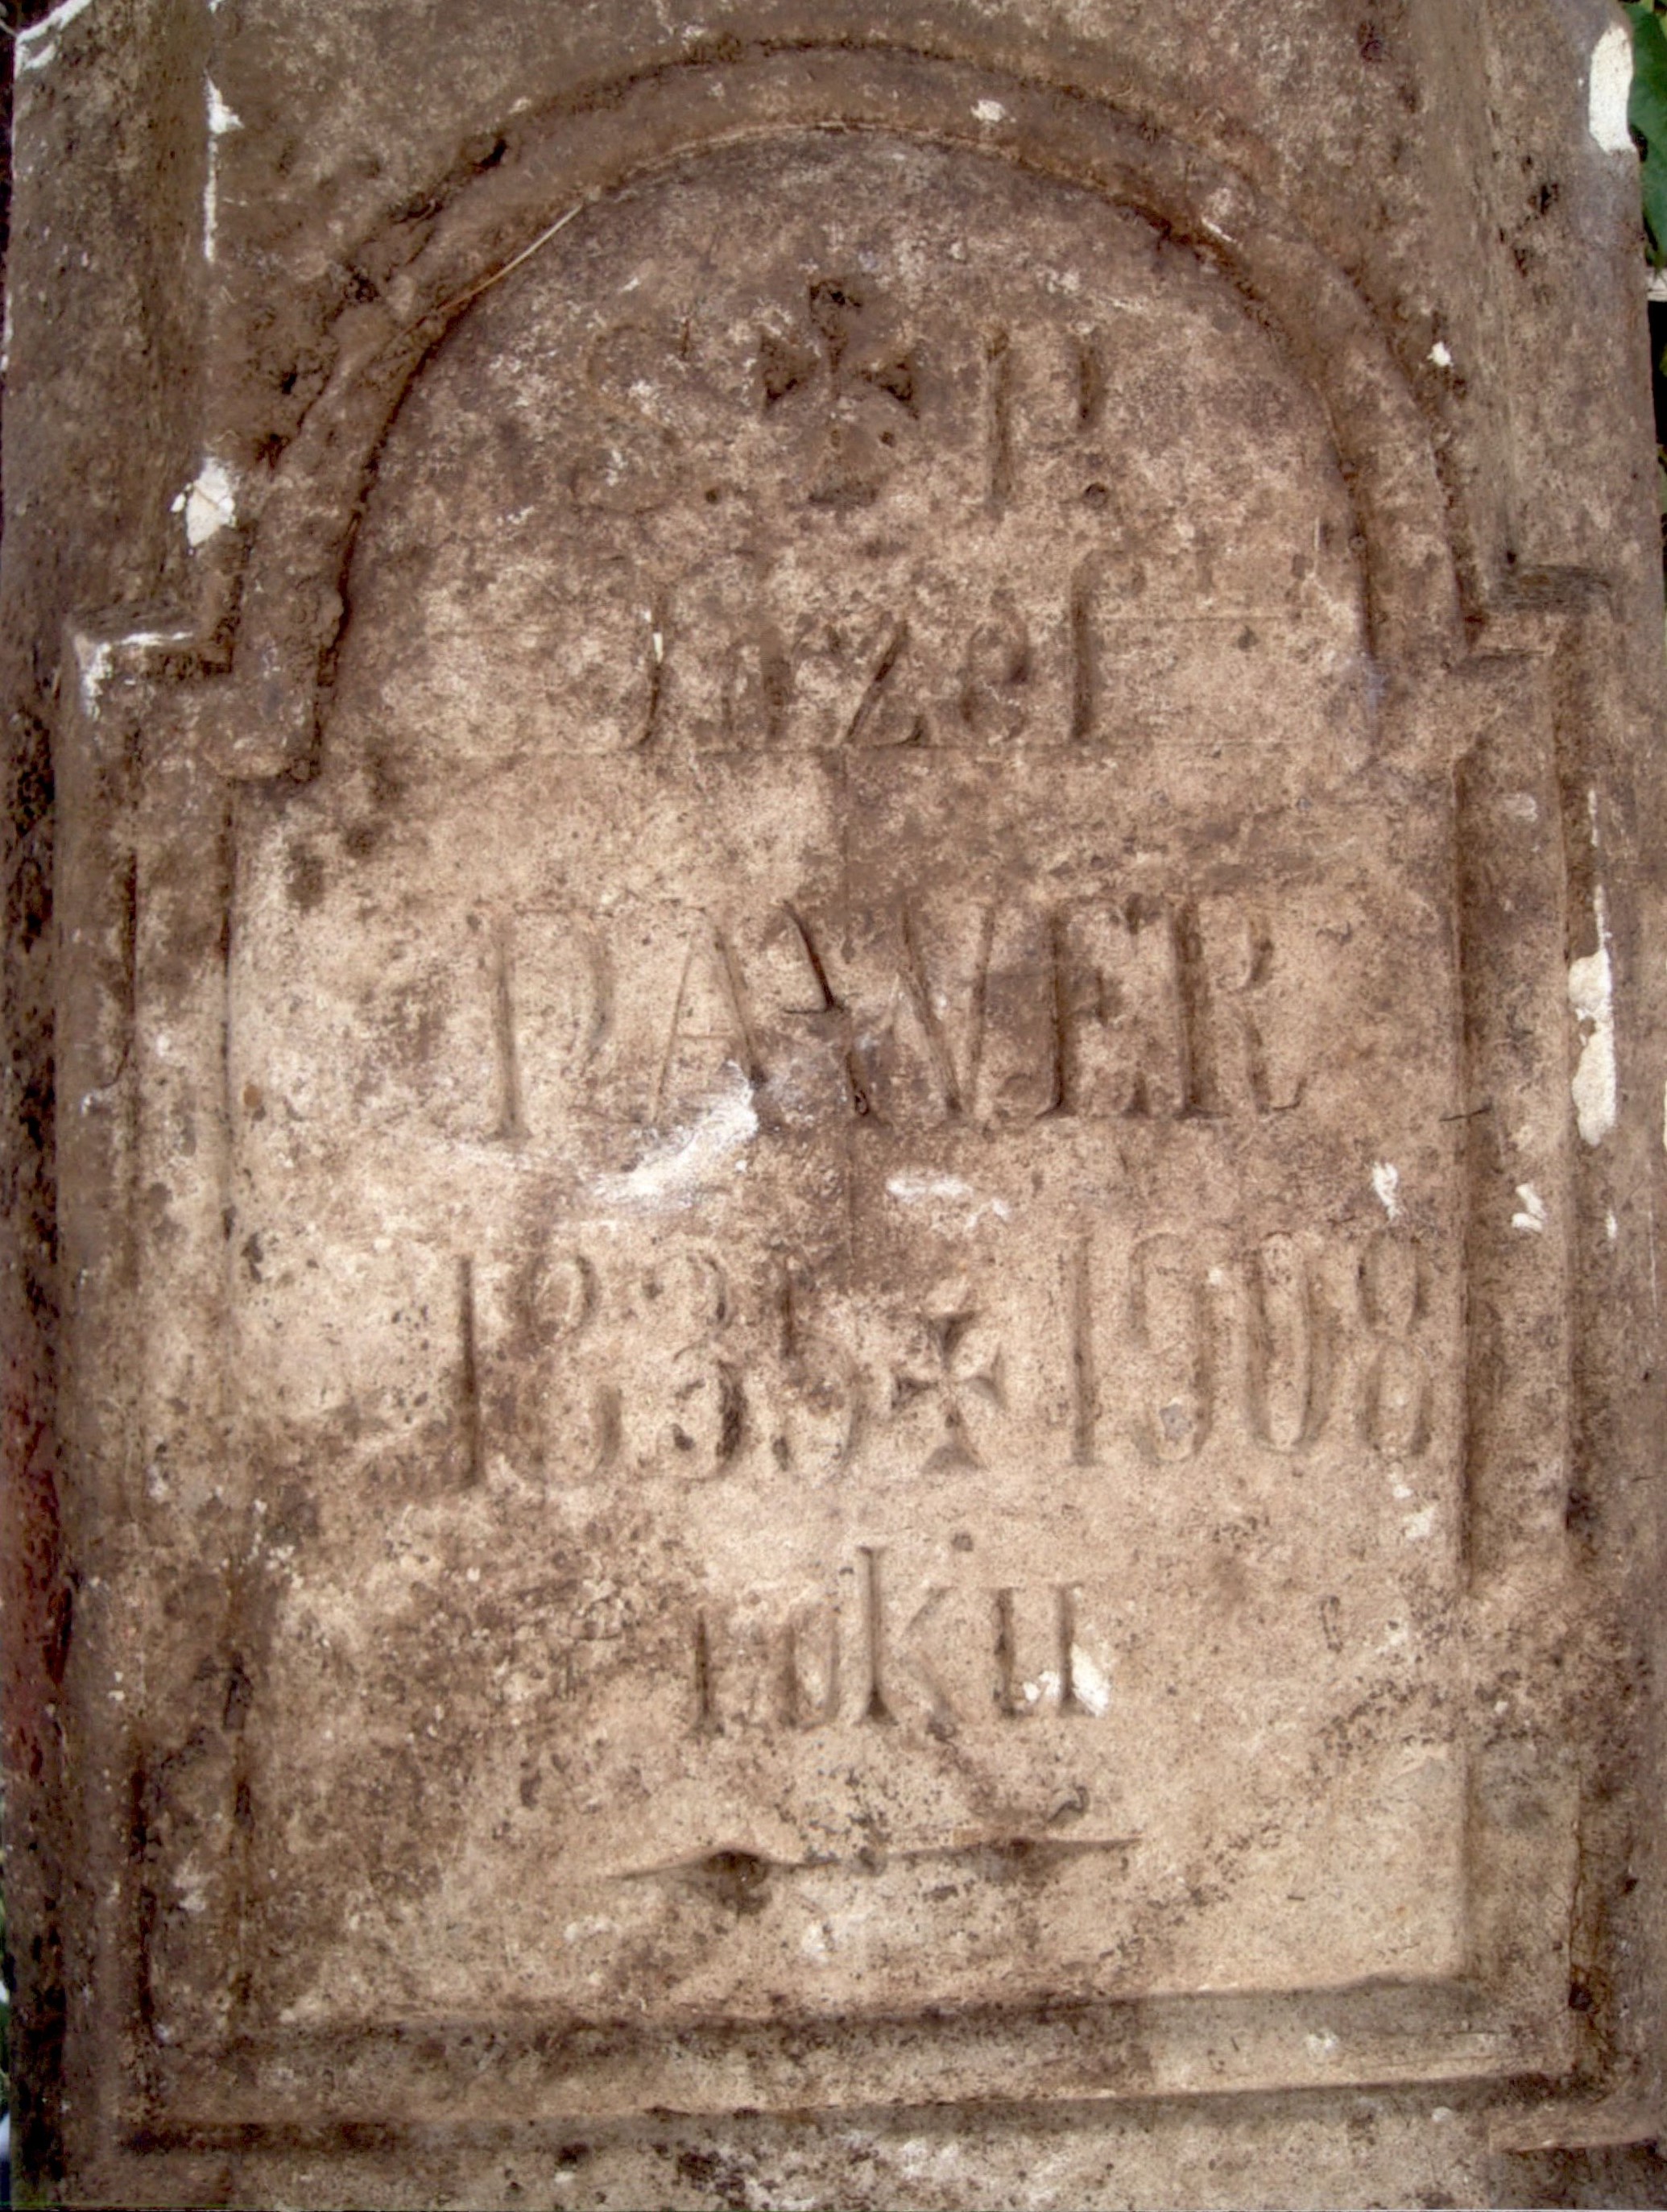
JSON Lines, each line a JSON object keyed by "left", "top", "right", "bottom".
{"left": 1632, "top": 14, "right": 1667, "bottom": 138}
{"left": 1624, "top": 5, "right": 1667, "bottom": 261}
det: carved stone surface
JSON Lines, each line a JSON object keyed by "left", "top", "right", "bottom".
{"left": 6, "top": 2, "right": 1667, "bottom": 2206}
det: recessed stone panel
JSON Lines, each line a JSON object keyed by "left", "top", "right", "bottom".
{"left": 221, "top": 139, "right": 1469, "bottom": 2033}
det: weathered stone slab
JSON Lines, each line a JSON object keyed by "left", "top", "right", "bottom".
{"left": 6, "top": 2, "right": 1667, "bottom": 2205}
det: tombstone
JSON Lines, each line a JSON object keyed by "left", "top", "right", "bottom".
{"left": 5, "top": 2, "right": 1667, "bottom": 2204}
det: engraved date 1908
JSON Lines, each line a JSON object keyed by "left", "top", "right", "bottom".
{"left": 464, "top": 1225, "right": 1435, "bottom": 1488}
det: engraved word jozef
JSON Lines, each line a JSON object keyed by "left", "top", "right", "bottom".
{"left": 219, "top": 135, "right": 1467, "bottom": 2028}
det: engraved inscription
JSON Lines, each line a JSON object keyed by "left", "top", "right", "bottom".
{"left": 464, "top": 1225, "right": 1438, "bottom": 1486}
{"left": 227, "top": 135, "right": 1469, "bottom": 2026}
{"left": 691, "top": 1558, "right": 1098, "bottom": 1737}
{"left": 343, "top": 891, "right": 1313, "bottom": 1144}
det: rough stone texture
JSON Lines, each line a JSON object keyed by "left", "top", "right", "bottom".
{"left": 5, "top": 1, "right": 1667, "bottom": 2205}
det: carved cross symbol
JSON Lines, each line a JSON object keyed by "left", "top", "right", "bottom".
{"left": 891, "top": 1305, "right": 1005, "bottom": 1472}
{"left": 756, "top": 276, "right": 920, "bottom": 509}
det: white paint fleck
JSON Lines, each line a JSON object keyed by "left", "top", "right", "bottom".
{"left": 886, "top": 1172, "right": 974, "bottom": 1204}
{"left": 1428, "top": 339, "right": 1453, "bottom": 368}
{"left": 1502, "top": 790, "right": 1539, "bottom": 823}
{"left": 1590, "top": 22, "right": 1636, "bottom": 154}
{"left": 1512, "top": 1183, "right": 1548, "bottom": 1235}
{"left": 183, "top": 458, "right": 236, "bottom": 548}
{"left": 1607, "top": 1209, "right": 1619, "bottom": 1245}
{"left": 1201, "top": 217, "right": 1238, "bottom": 246}
{"left": 1569, "top": 884, "right": 1617, "bottom": 1145}
{"left": 594, "top": 1070, "right": 757, "bottom": 1209}
{"left": 1371, "top": 1160, "right": 1402, "bottom": 1221}
{"left": 173, "top": 1856, "right": 209, "bottom": 1916}
{"left": 73, "top": 625, "right": 193, "bottom": 713}
{"left": 14, "top": 0, "right": 96, "bottom": 75}
{"left": 1432, "top": 2106, "right": 1457, "bottom": 2125}
{"left": 1070, "top": 1648, "right": 1112, "bottom": 1717}
{"left": 1403, "top": 1503, "right": 1437, "bottom": 1543}
{"left": 1305, "top": 2029, "right": 1341, "bottom": 2061}
{"left": 202, "top": 77, "right": 242, "bottom": 263}
{"left": 971, "top": 98, "right": 1008, "bottom": 124}
{"left": 73, "top": 635, "right": 114, "bottom": 710}
{"left": 886, "top": 1170, "right": 1010, "bottom": 1232}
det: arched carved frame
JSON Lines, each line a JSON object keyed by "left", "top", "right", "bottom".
{"left": 201, "top": 43, "right": 1463, "bottom": 778}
